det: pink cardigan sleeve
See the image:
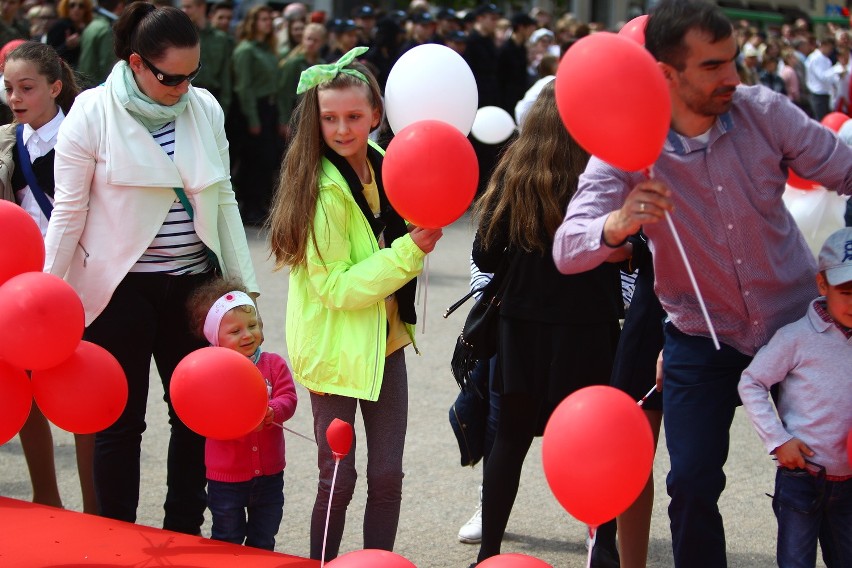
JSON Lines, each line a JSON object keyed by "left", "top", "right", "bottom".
{"left": 261, "top": 352, "right": 298, "bottom": 425}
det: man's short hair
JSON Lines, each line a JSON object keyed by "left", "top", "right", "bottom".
{"left": 210, "top": 1, "right": 234, "bottom": 14}
{"left": 645, "top": 0, "right": 733, "bottom": 71}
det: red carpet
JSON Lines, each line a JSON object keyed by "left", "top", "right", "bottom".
{"left": 0, "top": 497, "right": 319, "bottom": 567}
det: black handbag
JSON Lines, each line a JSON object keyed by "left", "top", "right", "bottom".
{"left": 444, "top": 255, "right": 511, "bottom": 395}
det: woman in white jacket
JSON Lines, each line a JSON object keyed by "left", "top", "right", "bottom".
{"left": 43, "top": 3, "right": 258, "bottom": 535}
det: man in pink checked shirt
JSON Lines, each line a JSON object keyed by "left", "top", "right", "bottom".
{"left": 552, "top": 1, "right": 852, "bottom": 567}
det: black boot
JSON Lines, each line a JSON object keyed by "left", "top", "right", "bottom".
{"left": 590, "top": 519, "right": 620, "bottom": 568}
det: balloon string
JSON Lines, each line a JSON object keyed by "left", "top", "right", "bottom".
{"left": 320, "top": 458, "right": 340, "bottom": 568}
{"left": 644, "top": 166, "right": 720, "bottom": 351}
{"left": 271, "top": 422, "right": 317, "bottom": 444}
{"left": 586, "top": 526, "right": 597, "bottom": 568}
{"left": 421, "top": 254, "right": 430, "bottom": 334}
{"left": 637, "top": 385, "right": 657, "bottom": 407}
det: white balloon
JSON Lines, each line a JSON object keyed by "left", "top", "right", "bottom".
{"left": 385, "top": 44, "right": 478, "bottom": 135}
{"left": 782, "top": 185, "right": 849, "bottom": 259}
{"left": 471, "top": 106, "right": 516, "bottom": 144}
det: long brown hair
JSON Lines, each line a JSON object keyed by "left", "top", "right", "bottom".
{"left": 268, "top": 61, "right": 383, "bottom": 269}
{"left": 238, "top": 5, "right": 276, "bottom": 52}
{"left": 57, "top": 0, "right": 93, "bottom": 24}
{"left": 474, "top": 81, "right": 590, "bottom": 254}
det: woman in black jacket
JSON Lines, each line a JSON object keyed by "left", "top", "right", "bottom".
{"left": 470, "top": 81, "right": 625, "bottom": 567}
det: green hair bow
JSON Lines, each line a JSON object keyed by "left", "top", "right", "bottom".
{"left": 296, "top": 46, "right": 370, "bottom": 95}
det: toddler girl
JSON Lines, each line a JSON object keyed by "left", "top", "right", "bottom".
{"left": 188, "top": 278, "right": 297, "bottom": 550}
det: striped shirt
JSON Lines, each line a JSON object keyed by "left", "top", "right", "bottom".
{"left": 131, "top": 122, "right": 211, "bottom": 275}
{"left": 470, "top": 252, "right": 493, "bottom": 299}
{"left": 554, "top": 85, "right": 852, "bottom": 356}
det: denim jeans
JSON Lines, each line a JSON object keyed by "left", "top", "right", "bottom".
{"left": 208, "top": 472, "right": 285, "bottom": 551}
{"left": 662, "top": 322, "right": 752, "bottom": 567}
{"left": 773, "top": 467, "right": 852, "bottom": 568}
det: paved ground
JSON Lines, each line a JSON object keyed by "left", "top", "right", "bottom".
{"left": 0, "top": 214, "right": 808, "bottom": 567}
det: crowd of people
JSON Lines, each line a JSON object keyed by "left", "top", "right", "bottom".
{"left": 1, "top": 0, "right": 851, "bottom": 567}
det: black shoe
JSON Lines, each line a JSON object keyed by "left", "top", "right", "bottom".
{"left": 590, "top": 543, "right": 621, "bottom": 568}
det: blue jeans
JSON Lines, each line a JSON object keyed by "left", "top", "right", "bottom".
{"left": 662, "top": 323, "right": 752, "bottom": 567}
{"left": 469, "top": 356, "right": 500, "bottom": 466}
{"left": 774, "top": 467, "right": 852, "bottom": 568}
{"left": 208, "top": 472, "right": 285, "bottom": 550}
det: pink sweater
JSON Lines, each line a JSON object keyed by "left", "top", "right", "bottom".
{"left": 205, "top": 352, "right": 298, "bottom": 482}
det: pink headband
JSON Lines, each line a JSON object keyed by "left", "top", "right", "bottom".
{"left": 203, "top": 291, "right": 256, "bottom": 346}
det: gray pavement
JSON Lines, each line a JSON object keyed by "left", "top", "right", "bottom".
{"left": 1, "top": 214, "right": 800, "bottom": 567}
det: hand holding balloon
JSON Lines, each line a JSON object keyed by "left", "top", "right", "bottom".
{"left": 409, "top": 226, "right": 443, "bottom": 253}
{"left": 603, "top": 179, "right": 673, "bottom": 245}
{"left": 254, "top": 406, "right": 274, "bottom": 432}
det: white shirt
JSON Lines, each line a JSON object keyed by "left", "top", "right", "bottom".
{"left": 15, "top": 107, "right": 64, "bottom": 236}
{"left": 805, "top": 49, "right": 834, "bottom": 95}
{"left": 514, "top": 75, "right": 555, "bottom": 130}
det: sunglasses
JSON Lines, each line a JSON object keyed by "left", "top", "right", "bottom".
{"left": 68, "top": 2, "right": 84, "bottom": 8}
{"left": 138, "top": 54, "right": 202, "bottom": 87}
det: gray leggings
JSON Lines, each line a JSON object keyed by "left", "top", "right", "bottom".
{"left": 308, "top": 349, "right": 408, "bottom": 561}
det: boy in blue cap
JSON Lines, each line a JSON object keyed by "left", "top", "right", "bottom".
{"left": 739, "top": 227, "right": 852, "bottom": 568}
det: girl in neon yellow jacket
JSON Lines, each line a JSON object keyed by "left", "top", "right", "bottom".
{"left": 268, "top": 48, "right": 442, "bottom": 561}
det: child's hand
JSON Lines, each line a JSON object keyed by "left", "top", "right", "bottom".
{"left": 410, "top": 226, "right": 443, "bottom": 253}
{"left": 774, "top": 438, "right": 815, "bottom": 470}
{"left": 253, "top": 408, "right": 274, "bottom": 432}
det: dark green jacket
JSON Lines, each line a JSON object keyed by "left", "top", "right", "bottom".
{"left": 77, "top": 14, "right": 116, "bottom": 88}
{"left": 195, "top": 23, "right": 234, "bottom": 112}
{"left": 277, "top": 53, "right": 324, "bottom": 125}
{"left": 232, "top": 40, "right": 280, "bottom": 128}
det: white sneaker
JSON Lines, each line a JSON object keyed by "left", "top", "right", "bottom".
{"left": 458, "top": 504, "right": 482, "bottom": 544}
{"left": 458, "top": 485, "right": 483, "bottom": 544}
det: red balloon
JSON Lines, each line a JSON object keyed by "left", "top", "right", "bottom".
{"left": 326, "top": 549, "right": 416, "bottom": 567}
{"left": 478, "top": 553, "right": 553, "bottom": 567}
{"left": 820, "top": 111, "right": 849, "bottom": 132}
{"left": 847, "top": 428, "right": 852, "bottom": 468}
{"left": 327, "top": 417, "right": 353, "bottom": 458}
{"left": 0, "top": 360, "right": 32, "bottom": 445}
{"left": 555, "top": 32, "right": 671, "bottom": 172}
{"left": 787, "top": 169, "right": 821, "bottom": 191}
{"left": 170, "top": 347, "right": 268, "bottom": 440}
{"left": 31, "top": 341, "right": 127, "bottom": 434}
{"left": 618, "top": 14, "right": 648, "bottom": 45}
{"left": 0, "top": 272, "right": 84, "bottom": 370}
{"left": 382, "top": 119, "right": 478, "bottom": 229}
{"left": 0, "top": 200, "right": 44, "bottom": 287}
{"left": 542, "top": 385, "right": 654, "bottom": 527}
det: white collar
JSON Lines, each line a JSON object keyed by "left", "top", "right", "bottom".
{"left": 22, "top": 106, "right": 65, "bottom": 146}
